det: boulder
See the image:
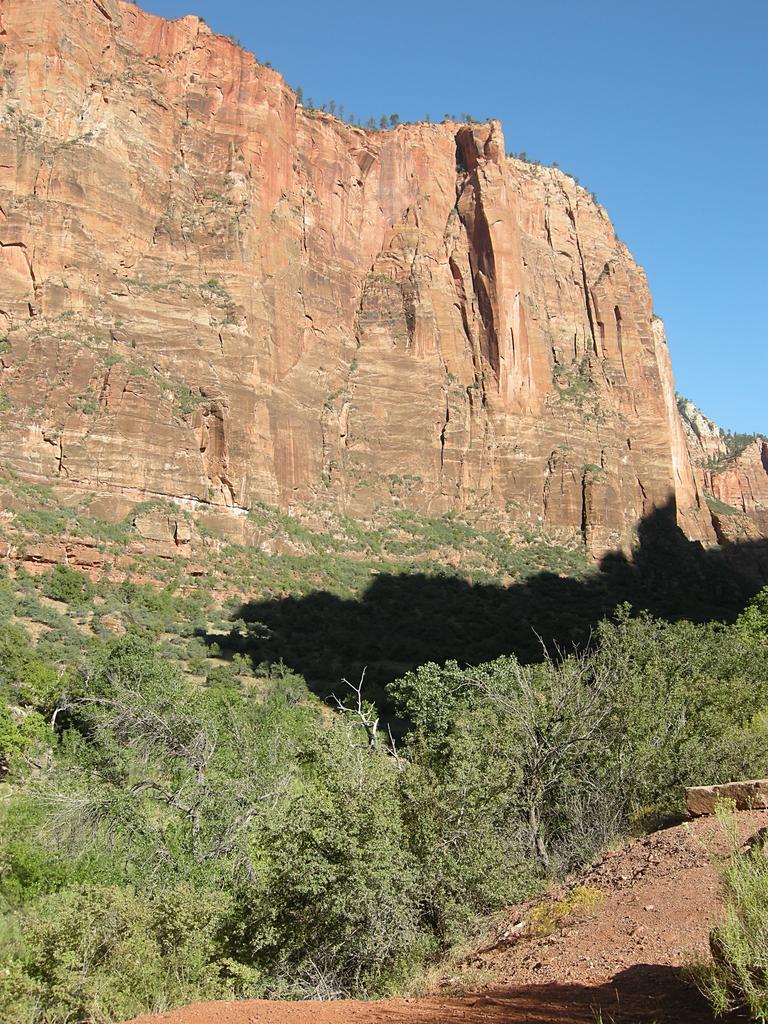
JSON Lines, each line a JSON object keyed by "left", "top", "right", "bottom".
{"left": 685, "top": 780, "right": 768, "bottom": 816}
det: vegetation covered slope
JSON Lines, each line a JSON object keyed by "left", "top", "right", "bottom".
{"left": 1, "top": 471, "right": 767, "bottom": 1022}
{"left": 1, "top": 543, "right": 768, "bottom": 1021}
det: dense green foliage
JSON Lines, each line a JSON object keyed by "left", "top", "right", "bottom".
{"left": 38, "top": 565, "right": 96, "bottom": 608}
{"left": 1, "top": 581, "right": 767, "bottom": 1022}
{"left": 694, "top": 809, "right": 768, "bottom": 1020}
{"left": 692, "top": 592, "right": 768, "bottom": 1022}
{"left": 393, "top": 605, "right": 768, "bottom": 868}
{"left": 722, "top": 430, "right": 763, "bottom": 460}
{"left": 736, "top": 584, "right": 768, "bottom": 642}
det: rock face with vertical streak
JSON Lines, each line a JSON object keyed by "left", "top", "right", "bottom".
{"left": 0, "top": 0, "right": 723, "bottom": 554}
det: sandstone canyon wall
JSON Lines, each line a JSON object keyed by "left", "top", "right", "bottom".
{"left": 0, "top": 0, "right": 721, "bottom": 554}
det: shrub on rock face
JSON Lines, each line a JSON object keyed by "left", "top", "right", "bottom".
{"left": 39, "top": 564, "right": 95, "bottom": 608}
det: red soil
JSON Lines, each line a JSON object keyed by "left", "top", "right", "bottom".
{"left": 126, "top": 811, "right": 768, "bottom": 1024}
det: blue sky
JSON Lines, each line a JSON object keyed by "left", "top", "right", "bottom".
{"left": 142, "top": 0, "right": 767, "bottom": 433}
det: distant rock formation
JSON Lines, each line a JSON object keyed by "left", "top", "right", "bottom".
{"left": 678, "top": 397, "right": 730, "bottom": 466}
{"left": 678, "top": 397, "right": 767, "bottom": 543}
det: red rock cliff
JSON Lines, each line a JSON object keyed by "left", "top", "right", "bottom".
{"left": 0, "top": 0, "right": 716, "bottom": 554}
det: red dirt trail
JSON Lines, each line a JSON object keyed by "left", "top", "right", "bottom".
{"left": 126, "top": 811, "right": 768, "bottom": 1024}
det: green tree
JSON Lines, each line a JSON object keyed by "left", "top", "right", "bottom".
{"left": 0, "top": 884, "right": 228, "bottom": 1024}
{"left": 40, "top": 564, "right": 95, "bottom": 608}
{"left": 734, "top": 584, "right": 768, "bottom": 642}
{"left": 0, "top": 623, "right": 63, "bottom": 712}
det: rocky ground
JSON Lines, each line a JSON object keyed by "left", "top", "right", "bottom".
{"left": 125, "top": 810, "right": 768, "bottom": 1024}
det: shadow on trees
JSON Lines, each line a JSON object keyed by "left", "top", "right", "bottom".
{"left": 200, "top": 500, "right": 768, "bottom": 712}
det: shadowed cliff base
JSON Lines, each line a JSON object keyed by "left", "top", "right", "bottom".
{"left": 201, "top": 500, "right": 768, "bottom": 711}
